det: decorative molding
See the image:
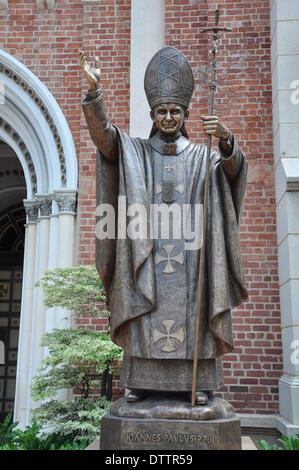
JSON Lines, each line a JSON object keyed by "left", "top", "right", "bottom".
{"left": 237, "top": 413, "right": 278, "bottom": 429}
{"left": 0, "top": 117, "right": 37, "bottom": 194}
{"left": 0, "top": 62, "right": 66, "bottom": 185}
{"left": 53, "top": 190, "right": 77, "bottom": 214}
{"left": 36, "top": 194, "right": 52, "bottom": 218}
{"left": 0, "top": 1, "right": 8, "bottom": 11}
{"left": 286, "top": 180, "right": 299, "bottom": 192}
{"left": 23, "top": 199, "right": 39, "bottom": 223}
{"left": 276, "top": 415, "right": 299, "bottom": 436}
{"left": 0, "top": 168, "right": 24, "bottom": 178}
{"left": 36, "top": 0, "right": 55, "bottom": 10}
{"left": 279, "top": 375, "right": 299, "bottom": 387}
{"left": 0, "top": 49, "right": 78, "bottom": 195}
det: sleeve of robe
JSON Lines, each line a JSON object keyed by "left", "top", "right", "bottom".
{"left": 82, "top": 90, "right": 155, "bottom": 325}
{"left": 205, "top": 138, "right": 248, "bottom": 356}
{"left": 82, "top": 89, "right": 119, "bottom": 301}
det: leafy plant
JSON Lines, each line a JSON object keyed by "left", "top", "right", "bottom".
{"left": 30, "top": 265, "right": 123, "bottom": 445}
{"left": 35, "top": 265, "right": 108, "bottom": 317}
{"left": 0, "top": 413, "right": 88, "bottom": 450}
{"left": 258, "top": 434, "right": 299, "bottom": 451}
{"left": 31, "top": 328, "right": 122, "bottom": 400}
{"left": 0, "top": 413, "right": 18, "bottom": 448}
{"left": 35, "top": 265, "right": 122, "bottom": 400}
{"left": 32, "top": 398, "right": 110, "bottom": 443}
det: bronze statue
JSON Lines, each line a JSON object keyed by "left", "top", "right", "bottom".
{"left": 80, "top": 46, "right": 248, "bottom": 407}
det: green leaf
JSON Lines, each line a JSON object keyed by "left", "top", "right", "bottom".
{"left": 258, "top": 434, "right": 299, "bottom": 451}
{"left": 31, "top": 328, "right": 122, "bottom": 400}
{"left": 35, "top": 265, "right": 108, "bottom": 317}
{"left": 28, "top": 264, "right": 122, "bottom": 447}
{"left": 31, "top": 398, "right": 110, "bottom": 443}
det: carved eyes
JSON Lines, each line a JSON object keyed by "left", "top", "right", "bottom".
{"left": 157, "top": 109, "right": 181, "bottom": 116}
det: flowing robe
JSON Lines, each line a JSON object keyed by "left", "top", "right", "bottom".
{"left": 82, "top": 89, "right": 248, "bottom": 392}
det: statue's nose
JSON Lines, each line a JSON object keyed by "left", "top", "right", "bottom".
{"left": 165, "top": 111, "right": 172, "bottom": 121}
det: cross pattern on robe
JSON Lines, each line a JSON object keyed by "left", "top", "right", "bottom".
{"left": 153, "top": 320, "right": 185, "bottom": 352}
{"left": 154, "top": 244, "right": 184, "bottom": 274}
{"left": 156, "top": 183, "right": 184, "bottom": 195}
{"left": 164, "top": 164, "right": 173, "bottom": 172}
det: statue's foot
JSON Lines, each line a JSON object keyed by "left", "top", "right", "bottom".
{"left": 194, "top": 391, "right": 209, "bottom": 406}
{"left": 126, "top": 389, "right": 144, "bottom": 403}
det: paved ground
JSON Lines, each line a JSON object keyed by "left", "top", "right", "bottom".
{"left": 241, "top": 436, "right": 257, "bottom": 450}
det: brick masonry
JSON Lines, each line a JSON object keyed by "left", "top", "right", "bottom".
{"left": 0, "top": 0, "right": 282, "bottom": 414}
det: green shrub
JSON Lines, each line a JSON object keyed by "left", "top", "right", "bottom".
{"left": 30, "top": 329, "right": 121, "bottom": 442}
{"left": 35, "top": 265, "right": 108, "bottom": 317}
{"left": 31, "top": 328, "right": 122, "bottom": 401}
{"left": 32, "top": 397, "right": 110, "bottom": 443}
{"left": 30, "top": 266, "right": 123, "bottom": 445}
{"left": 258, "top": 434, "right": 299, "bottom": 451}
{"left": 0, "top": 413, "right": 88, "bottom": 450}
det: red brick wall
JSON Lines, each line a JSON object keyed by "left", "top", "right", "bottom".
{"left": 0, "top": 0, "right": 282, "bottom": 414}
{"left": 78, "top": 0, "right": 131, "bottom": 265}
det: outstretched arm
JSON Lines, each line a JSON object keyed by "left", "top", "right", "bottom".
{"left": 80, "top": 51, "right": 118, "bottom": 162}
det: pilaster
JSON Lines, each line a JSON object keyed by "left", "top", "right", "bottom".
{"left": 271, "top": 0, "right": 299, "bottom": 435}
{"left": 130, "top": 0, "right": 165, "bottom": 138}
{"left": 14, "top": 200, "right": 39, "bottom": 428}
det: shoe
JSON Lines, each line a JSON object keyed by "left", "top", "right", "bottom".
{"left": 126, "top": 389, "right": 143, "bottom": 402}
{"left": 195, "top": 391, "right": 209, "bottom": 406}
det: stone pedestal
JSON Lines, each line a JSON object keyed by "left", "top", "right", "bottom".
{"left": 100, "top": 395, "right": 242, "bottom": 450}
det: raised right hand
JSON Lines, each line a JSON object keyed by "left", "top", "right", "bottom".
{"left": 79, "top": 50, "right": 101, "bottom": 90}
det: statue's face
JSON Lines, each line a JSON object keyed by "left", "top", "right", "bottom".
{"left": 151, "top": 102, "right": 188, "bottom": 136}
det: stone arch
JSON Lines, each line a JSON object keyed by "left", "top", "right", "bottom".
{"left": 0, "top": 117, "right": 37, "bottom": 197}
{"left": 0, "top": 49, "right": 78, "bottom": 196}
{"left": 0, "top": 50, "right": 79, "bottom": 427}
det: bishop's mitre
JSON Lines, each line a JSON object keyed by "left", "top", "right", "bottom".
{"left": 144, "top": 46, "right": 194, "bottom": 110}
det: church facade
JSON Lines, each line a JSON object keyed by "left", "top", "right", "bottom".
{"left": 0, "top": 0, "right": 298, "bottom": 436}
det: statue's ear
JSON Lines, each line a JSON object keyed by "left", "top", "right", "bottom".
{"left": 150, "top": 110, "right": 155, "bottom": 121}
{"left": 184, "top": 110, "right": 190, "bottom": 122}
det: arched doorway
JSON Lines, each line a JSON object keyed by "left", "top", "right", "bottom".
{"left": 0, "top": 141, "right": 26, "bottom": 421}
{"left": 0, "top": 50, "right": 78, "bottom": 427}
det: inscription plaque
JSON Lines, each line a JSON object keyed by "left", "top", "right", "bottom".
{"left": 126, "top": 431, "right": 219, "bottom": 448}
{"left": 101, "top": 415, "right": 241, "bottom": 450}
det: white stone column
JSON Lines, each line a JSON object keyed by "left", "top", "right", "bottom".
{"left": 27, "top": 195, "right": 52, "bottom": 415}
{"left": 53, "top": 190, "right": 77, "bottom": 331}
{"left": 53, "top": 190, "right": 77, "bottom": 401}
{"left": 13, "top": 201, "right": 38, "bottom": 428}
{"left": 0, "top": 1, "right": 8, "bottom": 10}
{"left": 44, "top": 203, "right": 59, "bottom": 336}
{"left": 271, "top": 0, "right": 299, "bottom": 435}
{"left": 130, "top": 0, "right": 165, "bottom": 138}
{"left": 44, "top": 192, "right": 77, "bottom": 334}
